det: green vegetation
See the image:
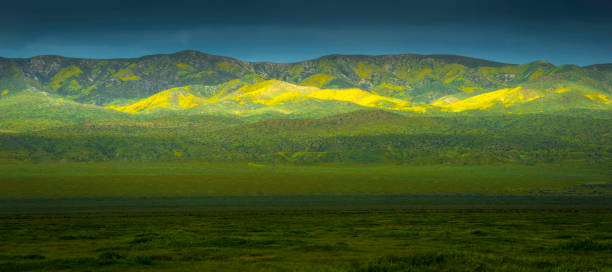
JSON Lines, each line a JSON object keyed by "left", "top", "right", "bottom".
{"left": 1, "top": 111, "right": 609, "bottom": 165}
{"left": 1, "top": 51, "right": 610, "bottom": 271}
{"left": 0, "top": 51, "right": 610, "bottom": 135}
{"left": 0, "top": 162, "right": 609, "bottom": 199}
{"left": 1, "top": 51, "right": 609, "bottom": 108}
{"left": 0, "top": 209, "right": 610, "bottom": 271}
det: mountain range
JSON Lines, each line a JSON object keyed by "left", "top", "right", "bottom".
{"left": 1, "top": 51, "right": 611, "bottom": 120}
{"left": 0, "top": 51, "right": 610, "bottom": 164}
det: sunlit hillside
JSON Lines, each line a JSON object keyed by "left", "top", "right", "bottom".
{"left": 1, "top": 51, "right": 610, "bottom": 106}
{"left": 0, "top": 52, "right": 610, "bottom": 164}
{"left": 101, "top": 79, "right": 611, "bottom": 116}
{"left": 104, "top": 79, "right": 433, "bottom": 115}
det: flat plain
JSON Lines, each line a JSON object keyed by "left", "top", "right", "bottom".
{"left": 1, "top": 209, "right": 611, "bottom": 271}
{"left": 0, "top": 162, "right": 611, "bottom": 271}
{"left": 1, "top": 162, "right": 610, "bottom": 199}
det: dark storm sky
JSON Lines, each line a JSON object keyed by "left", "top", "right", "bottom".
{"left": 1, "top": 0, "right": 611, "bottom": 65}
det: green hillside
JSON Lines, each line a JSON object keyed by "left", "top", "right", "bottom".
{"left": 1, "top": 110, "right": 610, "bottom": 165}
{"left": 2, "top": 51, "right": 610, "bottom": 106}
{"left": 0, "top": 51, "right": 610, "bottom": 164}
{"left": 0, "top": 88, "right": 127, "bottom": 132}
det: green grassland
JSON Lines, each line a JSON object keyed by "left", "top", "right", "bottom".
{"left": 1, "top": 112, "right": 611, "bottom": 165}
{"left": 1, "top": 210, "right": 611, "bottom": 271}
{"left": 0, "top": 162, "right": 609, "bottom": 199}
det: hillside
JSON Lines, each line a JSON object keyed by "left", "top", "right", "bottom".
{"left": 0, "top": 109, "right": 610, "bottom": 165}
{"left": 0, "top": 51, "right": 611, "bottom": 164}
{"left": 1, "top": 51, "right": 610, "bottom": 106}
{"left": 104, "top": 79, "right": 433, "bottom": 116}
{"left": 0, "top": 51, "right": 610, "bottom": 124}
{"left": 101, "top": 78, "right": 611, "bottom": 117}
{"left": 0, "top": 88, "right": 126, "bottom": 132}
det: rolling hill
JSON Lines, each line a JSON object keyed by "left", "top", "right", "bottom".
{"left": 1, "top": 50, "right": 610, "bottom": 106}
{"left": 0, "top": 51, "right": 610, "bottom": 164}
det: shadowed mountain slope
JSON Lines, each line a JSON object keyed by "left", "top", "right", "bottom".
{"left": 2, "top": 51, "right": 610, "bottom": 105}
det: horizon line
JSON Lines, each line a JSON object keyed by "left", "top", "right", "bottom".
{"left": 2, "top": 49, "right": 610, "bottom": 67}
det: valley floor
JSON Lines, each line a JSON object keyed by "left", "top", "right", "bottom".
{"left": 0, "top": 162, "right": 610, "bottom": 199}
{"left": 0, "top": 162, "right": 610, "bottom": 271}
{"left": 0, "top": 208, "right": 611, "bottom": 271}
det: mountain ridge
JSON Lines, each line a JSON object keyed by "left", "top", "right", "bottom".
{"left": 6, "top": 50, "right": 611, "bottom": 67}
{"left": 3, "top": 51, "right": 608, "bottom": 102}
{"left": 1, "top": 50, "right": 610, "bottom": 130}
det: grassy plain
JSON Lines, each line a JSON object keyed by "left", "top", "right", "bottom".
{"left": 1, "top": 210, "right": 611, "bottom": 271}
{"left": 0, "top": 162, "right": 610, "bottom": 271}
{"left": 0, "top": 162, "right": 609, "bottom": 199}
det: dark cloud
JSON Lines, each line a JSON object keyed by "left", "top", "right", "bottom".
{"left": 1, "top": 0, "right": 610, "bottom": 65}
{"left": 3, "top": 0, "right": 611, "bottom": 27}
